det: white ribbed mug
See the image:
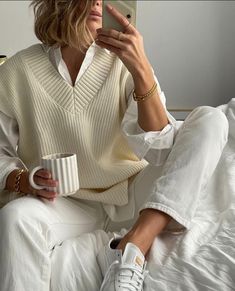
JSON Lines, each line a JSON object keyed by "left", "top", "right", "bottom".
{"left": 29, "top": 153, "right": 79, "bottom": 196}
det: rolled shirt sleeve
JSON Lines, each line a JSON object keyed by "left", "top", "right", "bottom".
{"left": 121, "top": 72, "right": 182, "bottom": 166}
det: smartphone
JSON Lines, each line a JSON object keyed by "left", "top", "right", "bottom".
{"left": 102, "top": 0, "right": 137, "bottom": 32}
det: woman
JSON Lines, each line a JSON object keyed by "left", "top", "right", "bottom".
{"left": 0, "top": 0, "right": 228, "bottom": 290}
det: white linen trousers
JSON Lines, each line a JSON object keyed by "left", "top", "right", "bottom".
{"left": 0, "top": 106, "right": 228, "bottom": 291}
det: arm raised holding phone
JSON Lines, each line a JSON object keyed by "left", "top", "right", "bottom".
{"left": 96, "top": 3, "right": 169, "bottom": 132}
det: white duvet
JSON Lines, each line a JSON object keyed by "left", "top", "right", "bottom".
{"left": 50, "top": 100, "right": 235, "bottom": 291}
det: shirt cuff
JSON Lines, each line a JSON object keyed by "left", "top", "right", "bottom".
{"left": 122, "top": 113, "right": 178, "bottom": 165}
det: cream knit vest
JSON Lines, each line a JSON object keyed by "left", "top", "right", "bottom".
{"left": 0, "top": 44, "right": 148, "bottom": 205}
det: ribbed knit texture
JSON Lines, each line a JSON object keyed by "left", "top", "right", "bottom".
{"left": 0, "top": 44, "right": 148, "bottom": 205}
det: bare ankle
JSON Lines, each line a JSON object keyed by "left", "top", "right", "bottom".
{"left": 116, "top": 230, "right": 152, "bottom": 256}
{"left": 116, "top": 209, "right": 171, "bottom": 255}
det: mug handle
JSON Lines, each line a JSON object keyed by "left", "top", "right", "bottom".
{"left": 29, "top": 166, "right": 45, "bottom": 190}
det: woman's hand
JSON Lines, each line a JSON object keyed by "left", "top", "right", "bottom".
{"left": 5, "top": 169, "right": 58, "bottom": 201}
{"left": 26, "top": 169, "right": 58, "bottom": 201}
{"left": 96, "top": 4, "right": 153, "bottom": 81}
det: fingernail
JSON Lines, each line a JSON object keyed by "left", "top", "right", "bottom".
{"left": 106, "top": 3, "right": 113, "bottom": 10}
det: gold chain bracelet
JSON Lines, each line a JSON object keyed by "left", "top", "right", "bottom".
{"left": 14, "top": 169, "right": 25, "bottom": 193}
{"left": 133, "top": 82, "right": 157, "bottom": 102}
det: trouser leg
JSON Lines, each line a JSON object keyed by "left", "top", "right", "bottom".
{"left": 139, "top": 106, "right": 228, "bottom": 230}
{"left": 0, "top": 196, "right": 105, "bottom": 291}
{"left": 50, "top": 230, "right": 111, "bottom": 291}
{"left": 107, "top": 106, "right": 228, "bottom": 233}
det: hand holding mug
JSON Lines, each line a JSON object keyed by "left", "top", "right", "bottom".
{"left": 29, "top": 168, "right": 58, "bottom": 201}
{"left": 29, "top": 153, "right": 80, "bottom": 201}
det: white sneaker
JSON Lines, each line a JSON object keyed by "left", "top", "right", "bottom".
{"left": 97, "top": 237, "right": 148, "bottom": 291}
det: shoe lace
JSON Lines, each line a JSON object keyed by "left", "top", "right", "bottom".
{"left": 100, "top": 260, "right": 148, "bottom": 291}
{"left": 115, "top": 261, "right": 148, "bottom": 291}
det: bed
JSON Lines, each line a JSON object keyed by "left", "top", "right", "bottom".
{"left": 50, "top": 100, "right": 235, "bottom": 291}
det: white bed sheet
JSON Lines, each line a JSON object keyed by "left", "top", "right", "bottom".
{"left": 50, "top": 100, "right": 235, "bottom": 291}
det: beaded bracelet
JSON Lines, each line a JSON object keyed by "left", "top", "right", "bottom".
{"left": 14, "top": 169, "right": 25, "bottom": 193}
{"left": 133, "top": 82, "right": 157, "bottom": 102}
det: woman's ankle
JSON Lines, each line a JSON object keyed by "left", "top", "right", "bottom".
{"left": 117, "top": 208, "right": 171, "bottom": 256}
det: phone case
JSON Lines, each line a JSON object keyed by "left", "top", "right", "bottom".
{"left": 102, "top": 0, "right": 137, "bottom": 32}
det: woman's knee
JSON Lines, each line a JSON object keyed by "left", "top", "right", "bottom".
{"left": 0, "top": 204, "right": 25, "bottom": 239}
{"left": 185, "top": 106, "right": 228, "bottom": 142}
{"left": 0, "top": 197, "right": 45, "bottom": 236}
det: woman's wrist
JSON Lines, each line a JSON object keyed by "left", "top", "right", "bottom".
{"left": 132, "top": 64, "right": 155, "bottom": 96}
{"left": 5, "top": 169, "right": 17, "bottom": 192}
{"left": 19, "top": 170, "right": 30, "bottom": 194}
{"left": 5, "top": 169, "right": 29, "bottom": 194}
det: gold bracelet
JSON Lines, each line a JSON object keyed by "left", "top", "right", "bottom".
{"left": 133, "top": 82, "right": 157, "bottom": 102}
{"left": 14, "top": 169, "right": 25, "bottom": 193}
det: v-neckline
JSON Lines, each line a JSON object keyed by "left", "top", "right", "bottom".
{"left": 55, "top": 44, "right": 97, "bottom": 87}
{"left": 21, "top": 43, "right": 116, "bottom": 114}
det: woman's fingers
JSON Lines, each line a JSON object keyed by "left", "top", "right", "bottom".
{"left": 96, "top": 4, "right": 139, "bottom": 54}
{"left": 97, "top": 32, "right": 127, "bottom": 49}
{"left": 34, "top": 175, "right": 58, "bottom": 188}
{"left": 29, "top": 185, "right": 57, "bottom": 200}
{"left": 96, "top": 3, "right": 150, "bottom": 77}
{"left": 97, "top": 28, "right": 130, "bottom": 42}
{"left": 34, "top": 169, "right": 58, "bottom": 188}
{"left": 35, "top": 169, "right": 52, "bottom": 179}
{"left": 37, "top": 189, "right": 57, "bottom": 200}
{"left": 31, "top": 169, "right": 58, "bottom": 201}
{"left": 105, "top": 3, "right": 136, "bottom": 33}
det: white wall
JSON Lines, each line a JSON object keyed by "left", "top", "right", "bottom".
{"left": 0, "top": 1, "right": 235, "bottom": 113}
{"left": 0, "top": 1, "right": 37, "bottom": 56}
{"left": 137, "top": 1, "right": 235, "bottom": 110}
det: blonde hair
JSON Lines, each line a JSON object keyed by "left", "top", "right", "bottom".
{"left": 30, "top": 0, "right": 94, "bottom": 51}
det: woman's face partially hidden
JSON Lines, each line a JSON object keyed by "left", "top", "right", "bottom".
{"left": 86, "top": 0, "right": 102, "bottom": 38}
